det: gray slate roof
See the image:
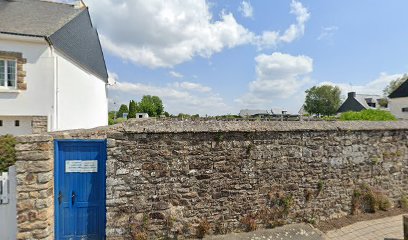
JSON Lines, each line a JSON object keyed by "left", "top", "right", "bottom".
{"left": 389, "top": 77, "right": 408, "bottom": 98}
{"left": 0, "top": 0, "right": 108, "bottom": 81}
{"left": 0, "top": 0, "right": 82, "bottom": 37}
{"left": 355, "top": 94, "right": 381, "bottom": 109}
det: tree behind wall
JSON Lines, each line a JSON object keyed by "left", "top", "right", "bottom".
{"left": 383, "top": 74, "right": 408, "bottom": 96}
{"left": 304, "top": 85, "right": 341, "bottom": 116}
{"left": 116, "top": 104, "right": 129, "bottom": 119}
{"left": 138, "top": 95, "right": 164, "bottom": 117}
{"left": 128, "top": 100, "right": 137, "bottom": 119}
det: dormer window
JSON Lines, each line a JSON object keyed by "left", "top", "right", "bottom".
{"left": 0, "top": 59, "right": 17, "bottom": 88}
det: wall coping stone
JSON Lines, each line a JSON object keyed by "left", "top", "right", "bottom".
{"left": 119, "top": 119, "right": 408, "bottom": 133}
{"left": 19, "top": 120, "right": 408, "bottom": 138}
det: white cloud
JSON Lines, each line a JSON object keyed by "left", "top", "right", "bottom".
{"left": 169, "top": 71, "right": 183, "bottom": 78}
{"left": 236, "top": 52, "right": 313, "bottom": 108}
{"left": 317, "top": 26, "right": 339, "bottom": 41}
{"left": 254, "top": 0, "right": 310, "bottom": 49}
{"left": 85, "top": 0, "right": 310, "bottom": 68}
{"left": 238, "top": 1, "right": 254, "bottom": 18}
{"left": 320, "top": 72, "right": 403, "bottom": 97}
{"left": 107, "top": 71, "right": 118, "bottom": 85}
{"left": 172, "top": 81, "right": 212, "bottom": 93}
{"left": 277, "top": 0, "right": 310, "bottom": 43}
{"left": 108, "top": 79, "right": 230, "bottom": 116}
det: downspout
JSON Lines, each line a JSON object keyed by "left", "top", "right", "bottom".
{"left": 46, "top": 37, "right": 58, "bottom": 131}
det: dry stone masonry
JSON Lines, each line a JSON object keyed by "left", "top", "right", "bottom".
{"left": 15, "top": 135, "right": 54, "bottom": 240}
{"left": 105, "top": 121, "right": 408, "bottom": 239}
{"left": 13, "top": 120, "right": 408, "bottom": 239}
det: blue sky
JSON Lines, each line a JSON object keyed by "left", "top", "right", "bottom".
{"left": 67, "top": 0, "right": 408, "bottom": 115}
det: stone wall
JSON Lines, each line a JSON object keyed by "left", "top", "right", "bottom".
{"left": 12, "top": 120, "right": 408, "bottom": 239}
{"left": 106, "top": 121, "right": 408, "bottom": 239}
{"left": 15, "top": 135, "right": 54, "bottom": 240}
{"left": 13, "top": 125, "right": 110, "bottom": 239}
{"left": 31, "top": 116, "right": 48, "bottom": 134}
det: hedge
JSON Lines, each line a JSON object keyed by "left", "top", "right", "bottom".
{"left": 339, "top": 109, "right": 397, "bottom": 121}
{"left": 0, "top": 135, "right": 16, "bottom": 172}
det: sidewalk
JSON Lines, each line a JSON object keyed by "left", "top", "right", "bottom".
{"left": 204, "top": 223, "right": 326, "bottom": 240}
{"left": 325, "top": 214, "right": 404, "bottom": 240}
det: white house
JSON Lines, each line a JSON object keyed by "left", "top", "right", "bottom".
{"left": 389, "top": 79, "right": 408, "bottom": 119}
{"left": 337, "top": 92, "right": 387, "bottom": 113}
{"left": 0, "top": 0, "right": 108, "bottom": 135}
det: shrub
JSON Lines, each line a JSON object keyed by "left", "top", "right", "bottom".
{"left": 322, "top": 115, "right": 338, "bottom": 121}
{"left": 351, "top": 184, "right": 391, "bottom": 214}
{"left": 130, "top": 214, "right": 150, "bottom": 240}
{"left": 377, "top": 195, "right": 391, "bottom": 211}
{"left": 0, "top": 135, "right": 16, "bottom": 172}
{"left": 400, "top": 195, "right": 408, "bottom": 210}
{"left": 339, "top": 109, "right": 396, "bottom": 121}
{"left": 317, "top": 180, "right": 325, "bottom": 194}
{"left": 240, "top": 214, "right": 257, "bottom": 232}
{"left": 133, "top": 232, "right": 148, "bottom": 240}
{"left": 196, "top": 219, "right": 211, "bottom": 238}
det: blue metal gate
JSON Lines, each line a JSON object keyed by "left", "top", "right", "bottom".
{"left": 55, "top": 140, "right": 106, "bottom": 240}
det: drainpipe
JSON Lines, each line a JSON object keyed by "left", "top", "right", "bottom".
{"left": 46, "top": 37, "right": 58, "bottom": 131}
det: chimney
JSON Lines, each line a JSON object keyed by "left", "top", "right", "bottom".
{"left": 348, "top": 92, "right": 356, "bottom": 98}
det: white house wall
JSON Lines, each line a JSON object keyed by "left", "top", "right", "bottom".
{"left": 389, "top": 97, "right": 408, "bottom": 119}
{"left": 55, "top": 51, "right": 108, "bottom": 130}
{"left": 0, "top": 116, "right": 33, "bottom": 135}
{"left": 0, "top": 37, "right": 54, "bottom": 131}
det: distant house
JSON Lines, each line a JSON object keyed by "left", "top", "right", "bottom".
{"left": 136, "top": 113, "right": 149, "bottom": 119}
{"left": 388, "top": 79, "right": 408, "bottom": 119}
{"left": 271, "top": 108, "right": 287, "bottom": 116}
{"left": 239, "top": 108, "right": 289, "bottom": 118}
{"left": 0, "top": 0, "right": 108, "bottom": 135}
{"left": 337, "top": 92, "right": 386, "bottom": 113}
{"left": 239, "top": 109, "right": 269, "bottom": 118}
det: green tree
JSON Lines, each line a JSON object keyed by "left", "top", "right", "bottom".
{"left": 151, "top": 96, "right": 164, "bottom": 116}
{"left": 383, "top": 74, "right": 408, "bottom": 96}
{"left": 304, "top": 85, "right": 341, "bottom": 116}
{"left": 128, "top": 100, "right": 137, "bottom": 119}
{"left": 116, "top": 104, "right": 129, "bottom": 118}
{"left": 138, "top": 95, "right": 164, "bottom": 117}
{"left": 108, "top": 111, "right": 115, "bottom": 125}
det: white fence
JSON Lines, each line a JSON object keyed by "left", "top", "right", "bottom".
{"left": 0, "top": 166, "right": 17, "bottom": 240}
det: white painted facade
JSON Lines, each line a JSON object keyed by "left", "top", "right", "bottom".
{"left": 389, "top": 97, "right": 408, "bottom": 119}
{"left": 0, "top": 34, "right": 108, "bottom": 135}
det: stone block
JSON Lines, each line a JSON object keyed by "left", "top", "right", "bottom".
{"left": 16, "top": 135, "right": 53, "bottom": 143}
{"left": 16, "top": 151, "right": 52, "bottom": 161}
{"left": 37, "top": 172, "right": 53, "bottom": 184}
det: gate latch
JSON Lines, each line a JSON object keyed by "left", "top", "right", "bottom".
{"left": 58, "top": 191, "right": 63, "bottom": 205}
{"left": 72, "top": 191, "right": 76, "bottom": 205}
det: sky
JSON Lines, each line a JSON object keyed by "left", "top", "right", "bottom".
{"left": 60, "top": 0, "right": 408, "bottom": 115}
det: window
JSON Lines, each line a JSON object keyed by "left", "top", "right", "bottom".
{"left": 15, "top": 120, "right": 19, "bottom": 127}
{"left": 367, "top": 103, "right": 376, "bottom": 108}
{"left": 0, "top": 120, "right": 2, "bottom": 127}
{"left": 402, "top": 108, "right": 408, "bottom": 112}
{"left": 0, "top": 59, "right": 17, "bottom": 88}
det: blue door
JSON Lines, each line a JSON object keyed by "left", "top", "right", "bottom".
{"left": 55, "top": 140, "right": 106, "bottom": 240}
